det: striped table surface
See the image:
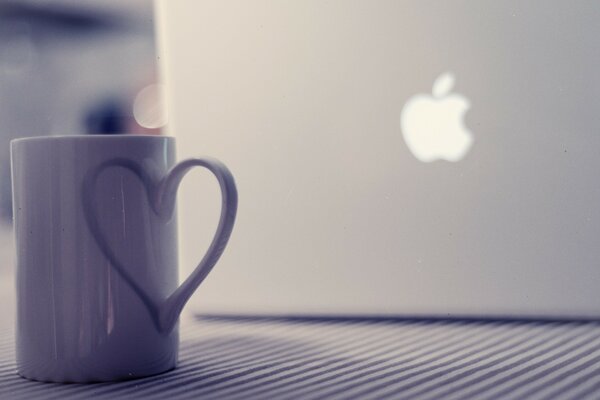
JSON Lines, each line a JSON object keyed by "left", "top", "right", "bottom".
{"left": 1, "top": 316, "right": 600, "bottom": 399}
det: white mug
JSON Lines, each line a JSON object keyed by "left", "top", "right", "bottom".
{"left": 11, "top": 135, "right": 237, "bottom": 382}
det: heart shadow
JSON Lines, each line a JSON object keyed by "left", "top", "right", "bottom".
{"left": 82, "top": 157, "right": 238, "bottom": 334}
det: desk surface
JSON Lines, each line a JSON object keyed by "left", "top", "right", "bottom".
{"left": 0, "top": 316, "right": 599, "bottom": 399}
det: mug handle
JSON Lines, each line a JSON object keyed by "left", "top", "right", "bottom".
{"left": 157, "top": 158, "right": 238, "bottom": 332}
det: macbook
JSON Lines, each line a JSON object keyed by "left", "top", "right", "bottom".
{"left": 157, "top": 1, "right": 600, "bottom": 317}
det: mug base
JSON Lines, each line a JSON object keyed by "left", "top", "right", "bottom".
{"left": 17, "top": 363, "right": 177, "bottom": 384}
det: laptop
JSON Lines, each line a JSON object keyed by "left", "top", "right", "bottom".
{"left": 156, "top": 1, "right": 600, "bottom": 318}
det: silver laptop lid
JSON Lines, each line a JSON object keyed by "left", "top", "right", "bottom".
{"left": 157, "top": 1, "right": 600, "bottom": 316}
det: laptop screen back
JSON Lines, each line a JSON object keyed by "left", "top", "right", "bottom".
{"left": 157, "top": 1, "right": 600, "bottom": 317}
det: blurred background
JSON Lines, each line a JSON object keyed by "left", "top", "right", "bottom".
{"left": 0, "top": 0, "right": 162, "bottom": 221}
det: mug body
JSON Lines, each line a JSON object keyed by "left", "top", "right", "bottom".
{"left": 11, "top": 135, "right": 179, "bottom": 382}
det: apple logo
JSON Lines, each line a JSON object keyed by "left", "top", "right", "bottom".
{"left": 400, "top": 72, "right": 473, "bottom": 162}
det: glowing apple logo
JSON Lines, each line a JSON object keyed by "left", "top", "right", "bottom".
{"left": 400, "top": 72, "right": 473, "bottom": 162}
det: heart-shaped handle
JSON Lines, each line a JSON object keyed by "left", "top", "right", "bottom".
{"left": 82, "top": 157, "right": 238, "bottom": 334}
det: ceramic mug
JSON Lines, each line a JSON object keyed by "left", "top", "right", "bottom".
{"left": 10, "top": 135, "right": 237, "bottom": 383}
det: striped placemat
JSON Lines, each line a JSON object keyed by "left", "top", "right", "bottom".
{"left": 1, "top": 316, "right": 600, "bottom": 399}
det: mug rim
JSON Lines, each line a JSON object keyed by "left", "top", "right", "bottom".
{"left": 11, "top": 135, "right": 174, "bottom": 145}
